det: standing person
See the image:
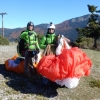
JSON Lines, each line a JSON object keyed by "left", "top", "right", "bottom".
{"left": 18, "top": 21, "right": 40, "bottom": 77}
{"left": 39, "top": 22, "right": 58, "bottom": 85}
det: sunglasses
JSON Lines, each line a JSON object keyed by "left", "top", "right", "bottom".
{"left": 48, "top": 28, "right": 54, "bottom": 30}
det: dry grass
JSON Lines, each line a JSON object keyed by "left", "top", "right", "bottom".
{"left": 0, "top": 43, "right": 17, "bottom": 64}
{"left": 0, "top": 44, "right": 100, "bottom": 100}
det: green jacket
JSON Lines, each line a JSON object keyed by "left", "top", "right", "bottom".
{"left": 20, "top": 30, "right": 40, "bottom": 50}
{"left": 39, "top": 33, "right": 57, "bottom": 52}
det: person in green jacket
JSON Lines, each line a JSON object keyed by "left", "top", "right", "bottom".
{"left": 18, "top": 21, "right": 40, "bottom": 77}
{"left": 39, "top": 22, "right": 58, "bottom": 85}
{"left": 39, "top": 22, "right": 57, "bottom": 55}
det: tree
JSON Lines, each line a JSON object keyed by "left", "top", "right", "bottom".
{"left": 75, "top": 28, "right": 92, "bottom": 48}
{"left": 76, "top": 5, "right": 100, "bottom": 48}
{"left": 87, "top": 5, "right": 98, "bottom": 14}
{"left": 76, "top": 28, "right": 85, "bottom": 43}
{"left": 86, "top": 5, "right": 100, "bottom": 48}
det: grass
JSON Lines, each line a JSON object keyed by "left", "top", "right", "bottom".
{"left": 0, "top": 44, "right": 100, "bottom": 100}
{"left": 89, "top": 77, "right": 100, "bottom": 88}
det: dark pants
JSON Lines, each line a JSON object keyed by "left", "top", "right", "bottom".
{"left": 24, "top": 50, "right": 37, "bottom": 76}
{"left": 24, "top": 50, "right": 31, "bottom": 74}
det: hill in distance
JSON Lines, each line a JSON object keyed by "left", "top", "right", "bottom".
{"left": 0, "top": 14, "right": 96, "bottom": 41}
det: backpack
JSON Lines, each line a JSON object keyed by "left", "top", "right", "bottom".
{"left": 17, "top": 31, "right": 26, "bottom": 57}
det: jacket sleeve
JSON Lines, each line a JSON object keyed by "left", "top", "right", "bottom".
{"left": 39, "top": 36, "right": 46, "bottom": 49}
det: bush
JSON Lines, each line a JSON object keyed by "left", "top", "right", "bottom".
{"left": 0, "top": 35, "right": 10, "bottom": 45}
{"left": 75, "top": 37, "right": 93, "bottom": 49}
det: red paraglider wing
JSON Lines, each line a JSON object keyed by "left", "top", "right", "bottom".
{"left": 37, "top": 47, "right": 92, "bottom": 81}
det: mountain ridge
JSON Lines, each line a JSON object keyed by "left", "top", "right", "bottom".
{"left": 0, "top": 14, "right": 95, "bottom": 41}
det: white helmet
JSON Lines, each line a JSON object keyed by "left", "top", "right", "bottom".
{"left": 47, "top": 22, "right": 55, "bottom": 29}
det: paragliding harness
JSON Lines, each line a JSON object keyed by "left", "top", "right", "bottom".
{"left": 42, "top": 34, "right": 58, "bottom": 56}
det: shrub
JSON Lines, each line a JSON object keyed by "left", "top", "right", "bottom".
{"left": 75, "top": 37, "right": 93, "bottom": 49}
{"left": 0, "top": 35, "right": 10, "bottom": 45}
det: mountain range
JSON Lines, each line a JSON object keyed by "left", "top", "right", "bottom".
{"left": 0, "top": 14, "right": 98, "bottom": 41}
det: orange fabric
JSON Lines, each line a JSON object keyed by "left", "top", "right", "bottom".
{"left": 37, "top": 47, "right": 92, "bottom": 81}
{"left": 33, "top": 63, "right": 38, "bottom": 68}
{"left": 5, "top": 54, "right": 24, "bottom": 73}
{"left": 11, "top": 54, "right": 19, "bottom": 60}
{"left": 5, "top": 59, "right": 24, "bottom": 74}
{"left": 5, "top": 54, "right": 39, "bottom": 73}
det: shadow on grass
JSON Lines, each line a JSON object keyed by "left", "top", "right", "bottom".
{"left": 0, "top": 64, "right": 58, "bottom": 98}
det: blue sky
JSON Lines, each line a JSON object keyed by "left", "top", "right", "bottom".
{"left": 0, "top": 0, "right": 100, "bottom": 29}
